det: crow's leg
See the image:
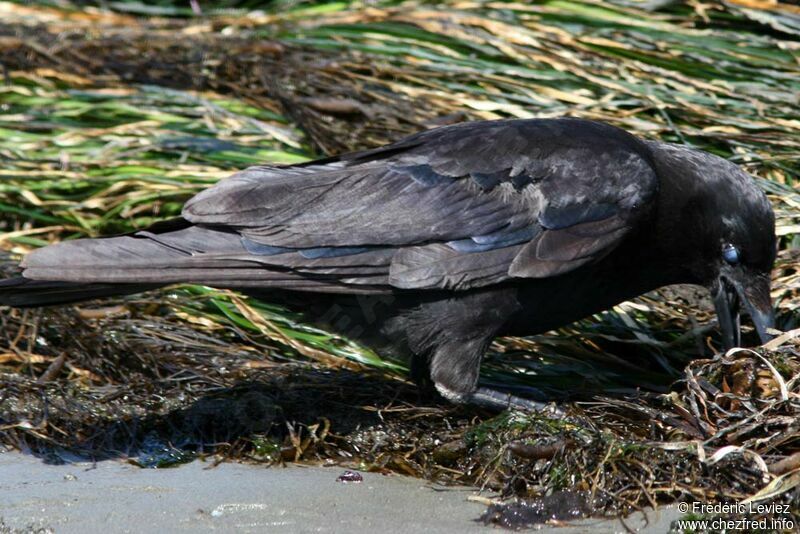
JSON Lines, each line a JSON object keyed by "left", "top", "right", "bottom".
{"left": 398, "top": 287, "right": 561, "bottom": 412}
{"left": 427, "top": 337, "right": 562, "bottom": 414}
{"left": 428, "top": 337, "right": 486, "bottom": 404}
{"left": 469, "top": 387, "right": 564, "bottom": 415}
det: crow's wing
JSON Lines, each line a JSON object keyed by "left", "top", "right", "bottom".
{"left": 23, "top": 119, "right": 657, "bottom": 293}
{"left": 181, "top": 118, "right": 657, "bottom": 291}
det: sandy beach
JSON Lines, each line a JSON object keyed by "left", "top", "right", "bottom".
{"left": 0, "top": 451, "right": 684, "bottom": 533}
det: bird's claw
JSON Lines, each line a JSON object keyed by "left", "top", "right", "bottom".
{"left": 469, "top": 387, "right": 564, "bottom": 416}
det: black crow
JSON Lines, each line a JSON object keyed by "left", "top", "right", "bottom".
{"left": 0, "top": 118, "right": 776, "bottom": 409}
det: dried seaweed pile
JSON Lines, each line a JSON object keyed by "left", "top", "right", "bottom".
{"left": 0, "top": 0, "right": 799, "bottom": 526}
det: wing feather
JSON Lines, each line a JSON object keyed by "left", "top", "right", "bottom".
{"left": 158, "top": 119, "right": 657, "bottom": 290}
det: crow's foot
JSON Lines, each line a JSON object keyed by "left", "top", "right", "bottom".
{"left": 468, "top": 387, "right": 564, "bottom": 416}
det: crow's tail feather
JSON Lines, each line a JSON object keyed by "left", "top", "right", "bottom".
{"left": 0, "top": 277, "right": 163, "bottom": 308}
{"left": 1, "top": 219, "right": 390, "bottom": 307}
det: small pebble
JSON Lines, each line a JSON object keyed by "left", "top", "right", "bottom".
{"left": 336, "top": 470, "right": 363, "bottom": 483}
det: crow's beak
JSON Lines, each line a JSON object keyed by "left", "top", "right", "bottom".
{"left": 712, "top": 271, "right": 774, "bottom": 350}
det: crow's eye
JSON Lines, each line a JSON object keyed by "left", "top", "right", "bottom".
{"left": 722, "top": 243, "right": 740, "bottom": 265}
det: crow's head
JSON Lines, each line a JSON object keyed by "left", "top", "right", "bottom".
{"left": 706, "top": 170, "right": 776, "bottom": 350}
{"left": 650, "top": 143, "right": 777, "bottom": 349}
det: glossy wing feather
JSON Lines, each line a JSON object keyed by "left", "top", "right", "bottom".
{"left": 22, "top": 119, "right": 658, "bottom": 292}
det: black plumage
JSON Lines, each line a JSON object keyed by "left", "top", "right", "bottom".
{"left": 0, "top": 118, "right": 777, "bottom": 408}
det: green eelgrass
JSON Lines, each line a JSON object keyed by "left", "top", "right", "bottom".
{"left": 0, "top": 0, "right": 800, "bottom": 383}
{"left": 1, "top": 1, "right": 796, "bottom": 384}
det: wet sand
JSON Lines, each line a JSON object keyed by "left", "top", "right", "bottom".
{"left": 0, "top": 451, "right": 680, "bottom": 533}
